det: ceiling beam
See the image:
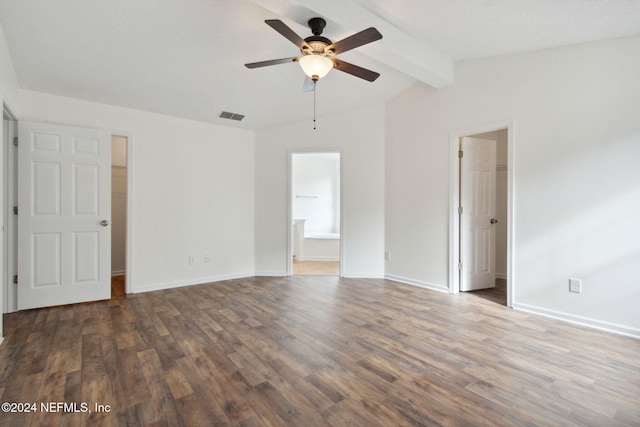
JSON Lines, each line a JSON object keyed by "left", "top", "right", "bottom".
{"left": 251, "top": 0, "right": 454, "bottom": 88}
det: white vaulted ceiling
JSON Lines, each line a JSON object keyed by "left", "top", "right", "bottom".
{"left": 1, "top": 0, "right": 639, "bottom": 130}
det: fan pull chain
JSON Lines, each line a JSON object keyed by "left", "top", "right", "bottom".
{"left": 313, "top": 79, "right": 317, "bottom": 130}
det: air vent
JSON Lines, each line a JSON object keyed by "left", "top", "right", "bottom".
{"left": 218, "top": 111, "right": 245, "bottom": 121}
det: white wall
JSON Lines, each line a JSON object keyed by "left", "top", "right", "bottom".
{"left": 0, "top": 21, "right": 18, "bottom": 112}
{"left": 386, "top": 35, "right": 640, "bottom": 335}
{"left": 255, "top": 105, "right": 385, "bottom": 277}
{"left": 18, "top": 89, "right": 255, "bottom": 292}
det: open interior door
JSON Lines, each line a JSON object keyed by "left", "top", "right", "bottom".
{"left": 460, "top": 137, "right": 496, "bottom": 291}
{"left": 18, "top": 121, "right": 111, "bottom": 309}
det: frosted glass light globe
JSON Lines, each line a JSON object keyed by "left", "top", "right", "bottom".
{"left": 299, "top": 55, "right": 333, "bottom": 80}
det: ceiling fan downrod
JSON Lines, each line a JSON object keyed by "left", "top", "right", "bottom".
{"left": 308, "top": 17, "right": 326, "bottom": 37}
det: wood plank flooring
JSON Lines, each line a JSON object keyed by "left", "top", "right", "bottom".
{"left": 292, "top": 261, "right": 339, "bottom": 276}
{"left": 1, "top": 276, "right": 639, "bottom": 426}
{"left": 470, "top": 278, "right": 508, "bottom": 306}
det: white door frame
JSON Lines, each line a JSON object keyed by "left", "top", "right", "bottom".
{"left": 287, "top": 149, "right": 344, "bottom": 277}
{"left": 449, "top": 120, "right": 514, "bottom": 307}
{"left": 2, "top": 103, "right": 18, "bottom": 313}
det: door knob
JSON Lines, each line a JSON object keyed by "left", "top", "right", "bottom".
{"left": 490, "top": 218, "right": 498, "bottom": 224}
{"left": 100, "top": 220, "right": 111, "bottom": 226}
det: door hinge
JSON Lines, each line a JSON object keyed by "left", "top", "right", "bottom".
{"left": 458, "top": 262, "right": 462, "bottom": 271}
{"left": 13, "top": 206, "right": 18, "bottom": 215}
{"left": 13, "top": 275, "right": 18, "bottom": 284}
{"left": 13, "top": 136, "right": 18, "bottom": 146}
{"left": 458, "top": 206, "right": 463, "bottom": 215}
{"left": 458, "top": 150, "right": 463, "bottom": 158}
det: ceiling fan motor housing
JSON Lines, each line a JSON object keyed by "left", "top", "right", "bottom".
{"left": 303, "top": 18, "right": 333, "bottom": 55}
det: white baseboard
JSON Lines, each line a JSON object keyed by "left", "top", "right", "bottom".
{"left": 294, "top": 256, "right": 339, "bottom": 262}
{"left": 131, "top": 272, "right": 255, "bottom": 294}
{"left": 513, "top": 302, "right": 640, "bottom": 339}
{"left": 111, "top": 270, "right": 126, "bottom": 277}
{"left": 342, "top": 272, "right": 385, "bottom": 279}
{"left": 385, "top": 274, "right": 450, "bottom": 293}
{"left": 254, "top": 271, "right": 288, "bottom": 277}
{"left": 496, "top": 272, "right": 507, "bottom": 280}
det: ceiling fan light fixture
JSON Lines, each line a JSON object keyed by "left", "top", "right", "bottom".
{"left": 298, "top": 54, "right": 333, "bottom": 80}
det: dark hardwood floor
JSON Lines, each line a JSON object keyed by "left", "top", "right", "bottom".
{"left": 1, "top": 276, "right": 639, "bottom": 426}
{"left": 469, "top": 278, "right": 508, "bottom": 306}
{"left": 111, "top": 275, "right": 126, "bottom": 298}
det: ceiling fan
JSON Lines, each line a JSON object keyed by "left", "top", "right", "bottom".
{"left": 245, "top": 17, "right": 382, "bottom": 90}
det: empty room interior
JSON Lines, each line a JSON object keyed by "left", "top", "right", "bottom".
{"left": 0, "top": 1, "right": 639, "bottom": 426}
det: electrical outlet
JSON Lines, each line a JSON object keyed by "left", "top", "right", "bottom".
{"left": 188, "top": 256, "right": 195, "bottom": 265}
{"left": 204, "top": 254, "right": 211, "bottom": 263}
{"left": 385, "top": 251, "right": 391, "bottom": 261}
{"left": 569, "top": 278, "right": 582, "bottom": 293}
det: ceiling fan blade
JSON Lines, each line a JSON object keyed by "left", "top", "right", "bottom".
{"left": 265, "top": 19, "right": 311, "bottom": 51}
{"left": 332, "top": 58, "right": 380, "bottom": 82}
{"left": 245, "top": 57, "right": 298, "bottom": 69}
{"left": 303, "top": 76, "right": 315, "bottom": 92}
{"left": 327, "top": 27, "right": 382, "bottom": 55}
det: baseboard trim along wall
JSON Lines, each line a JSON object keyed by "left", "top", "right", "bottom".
{"left": 294, "top": 256, "right": 340, "bottom": 262}
{"left": 342, "top": 273, "right": 385, "bottom": 279}
{"left": 254, "top": 271, "right": 288, "bottom": 277}
{"left": 513, "top": 302, "right": 640, "bottom": 339}
{"left": 385, "top": 274, "right": 450, "bottom": 294}
{"left": 132, "top": 272, "right": 255, "bottom": 294}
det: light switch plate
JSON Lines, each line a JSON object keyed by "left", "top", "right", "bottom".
{"left": 569, "top": 278, "right": 582, "bottom": 293}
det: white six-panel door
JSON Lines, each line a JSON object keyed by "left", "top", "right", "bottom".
{"left": 18, "top": 121, "right": 111, "bottom": 309}
{"left": 460, "top": 137, "right": 496, "bottom": 291}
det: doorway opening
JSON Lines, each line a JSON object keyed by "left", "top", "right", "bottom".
{"left": 111, "top": 136, "right": 127, "bottom": 297}
{"left": 449, "top": 121, "right": 513, "bottom": 307}
{"left": 289, "top": 152, "right": 342, "bottom": 276}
